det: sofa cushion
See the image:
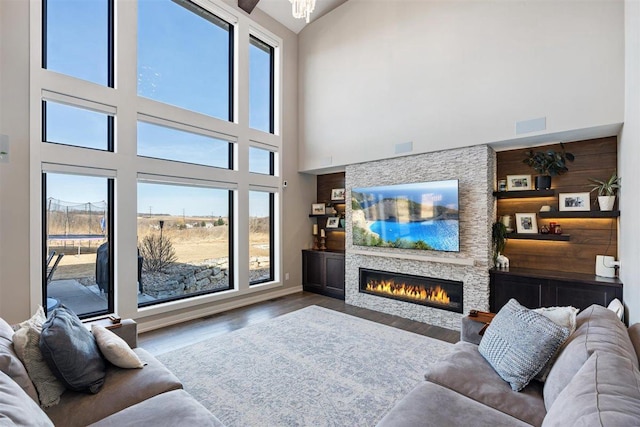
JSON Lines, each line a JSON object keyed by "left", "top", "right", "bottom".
{"left": 87, "top": 389, "right": 225, "bottom": 427}
{"left": 628, "top": 323, "right": 640, "bottom": 366}
{"left": 425, "top": 341, "right": 546, "bottom": 426}
{"left": 44, "top": 347, "right": 182, "bottom": 427}
{"left": 544, "top": 304, "right": 638, "bottom": 410}
{"left": 12, "top": 307, "right": 66, "bottom": 408}
{"left": 39, "top": 306, "right": 106, "bottom": 393}
{"left": 542, "top": 351, "right": 640, "bottom": 427}
{"left": 92, "top": 325, "right": 144, "bottom": 369}
{"left": 0, "top": 317, "right": 39, "bottom": 402}
{"left": 0, "top": 370, "right": 54, "bottom": 426}
{"left": 376, "top": 381, "right": 532, "bottom": 427}
{"left": 479, "top": 299, "right": 570, "bottom": 391}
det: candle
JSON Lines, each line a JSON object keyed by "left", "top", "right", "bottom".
{"left": 313, "top": 224, "right": 318, "bottom": 235}
{"left": 320, "top": 229, "right": 325, "bottom": 238}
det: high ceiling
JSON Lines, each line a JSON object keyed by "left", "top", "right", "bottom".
{"left": 255, "top": 0, "right": 347, "bottom": 34}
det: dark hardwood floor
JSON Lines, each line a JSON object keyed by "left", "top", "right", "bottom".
{"left": 139, "top": 291, "right": 459, "bottom": 356}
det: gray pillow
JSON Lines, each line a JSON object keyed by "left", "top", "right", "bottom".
{"left": 479, "top": 299, "right": 570, "bottom": 391}
{"left": 39, "top": 306, "right": 106, "bottom": 393}
{"left": 0, "top": 370, "right": 54, "bottom": 426}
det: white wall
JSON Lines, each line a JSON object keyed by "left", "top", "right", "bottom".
{"left": 0, "top": 0, "right": 315, "bottom": 325}
{"left": 620, "top": 0, "right": 640, "bottom": 324}
{"left": 298, "top": 0, "right": 624, "bottom": 172}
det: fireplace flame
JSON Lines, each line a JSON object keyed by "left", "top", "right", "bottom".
{"left": 365, "top": 280, "right": 450, "bottom": 305}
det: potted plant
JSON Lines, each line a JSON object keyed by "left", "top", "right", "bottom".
{"left": 589, "top": 171, "right": 620, "bottom": 211}
{"left": 492, "top": 221, "right": 508, "bottom": 266}
{"left": 523, "top": 143, "right": 575, "bottom": 190}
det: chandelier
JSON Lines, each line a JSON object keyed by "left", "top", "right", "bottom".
{"left": 290, "top": 0, "right": 316, "bottom": 23}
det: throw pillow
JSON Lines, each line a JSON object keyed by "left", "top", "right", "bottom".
{"left": 0, "top": 370, "right": 55, "bottom": 427}
{"left": 39, "top": 306, "right": 106, "bottom": 393}
{"left": 12, "top": 307, "right": 66, "bottom": 408}
{"left": 479, "top": 299, "right": 571, "bottom": 391}
{"left": 92, "top": 325, "right": 145, "bottom": 369}
{"left": 532, "top": 305, "right": 579, "bottom": 382}
{"left": 0, "top": 318, "right": 39, "bottom": 403}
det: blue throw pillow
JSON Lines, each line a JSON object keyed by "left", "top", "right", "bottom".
{"left": 39, "top": 306, "right": 106, "bottom": 393}
{"left": 479, "top": 299, "right": 570, "bottom": 391}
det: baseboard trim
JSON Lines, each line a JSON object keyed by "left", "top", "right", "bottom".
{"left": 135, "top": 285, "right": 303, "bottom": 333}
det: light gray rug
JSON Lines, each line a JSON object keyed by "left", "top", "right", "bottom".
{"left": 157, "top": 306, "right": 454, "bottom": 426}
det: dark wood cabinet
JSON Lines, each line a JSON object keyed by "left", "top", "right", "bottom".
{"left": 490, "top": 267, "right": 622, "bottom": 312}
{"left": 302, "top": 250, "right": 345, "bottom": 299}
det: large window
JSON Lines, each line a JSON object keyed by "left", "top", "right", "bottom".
{"left": 34, "top": 0, "right": 281, "bottom": 320}
{"left": 249, "top": 36, "right": 274, "bottom": 133}
{"left": 43, "top": 172, "right": 113, "bottom": 318}
{"left": 249, "top": 190, "right": 273, "bottom": 285}
{"left": 137, "top": 182, "right": 233, "bottom": 306}
{"left": 137, "top": 0, "right": 233, "bottom": 120}
{"left": 43, "top": 0, "right": 113, "bottom": 86}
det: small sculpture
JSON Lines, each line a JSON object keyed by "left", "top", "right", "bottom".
{"left": 496, "top": 253, "right": 510, "bottom": 268}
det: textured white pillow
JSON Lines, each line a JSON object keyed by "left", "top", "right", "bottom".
{"left": 607, "top": 298, "right": 624, "bottom": 320}
{"left": 533, "top": 306, "right": 579, "bottom": 334}
{"left": 12, "top": 307, "right": 66, "bottom": 408}
{"left": 91, "top": 325, "right": 145, "bottom": 369}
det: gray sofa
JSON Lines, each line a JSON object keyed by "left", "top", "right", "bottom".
{"left": 378, "top": 304, "right": 640, "bottom": 426}
{"left": 0, "top": 317, "right": 224, "bottom": 427}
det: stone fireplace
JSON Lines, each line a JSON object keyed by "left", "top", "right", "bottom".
{"left": 359, "top": 268, "right": 464, "bottom": 313}
{"left": 345, "top": 145, "right": 495, "bottom": 330}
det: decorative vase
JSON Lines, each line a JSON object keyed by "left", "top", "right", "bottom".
{"left": 598, "top": 195, "right": 616, "bottom": 211}
{"left": 535, "top": 175, "right": 552, "bottom": 190}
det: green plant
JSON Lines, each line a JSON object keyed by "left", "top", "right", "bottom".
{"left": 589, "top": 171, "right": 620, "bottom": 196}
{"left": 492, "top": 221, "right": 508, "bottom": 264}
{"left": 523, "top": 143, "right": 575, "bottom": 176}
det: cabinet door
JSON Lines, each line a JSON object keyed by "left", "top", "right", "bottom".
{"left": 324, "top": 254, "right": 345, "bottom": 298}
{"left": 555, "top": 282, "right": 619, "bottom": 310}
{"left": 491, "top": 275, "right": 542, "bottom": 311}
{"left": 302, "top": 251, "right": 324, "bottom": 291}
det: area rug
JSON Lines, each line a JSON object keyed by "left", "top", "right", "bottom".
{"left": 157, "top": 306, "right": 454, "bottom": 426}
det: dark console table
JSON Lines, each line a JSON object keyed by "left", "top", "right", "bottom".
{"left": 302, "top": 250, "right": 345, "bottom": 300}
{"left": 490, "top": 267, "right": 622, "bottom": 312}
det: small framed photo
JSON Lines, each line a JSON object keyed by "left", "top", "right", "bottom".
{"left": 331, "top": 188, "right": 346, "bottom": 201}
{"left": 506, "top": 175, "right": 532, "bottom": 191}
{"left": 311, "top": 203, "right": 326, "bottom": 215}
{"left": 559, "top": 192, "right": 590, "bottom": 212}
{"left": 515, "top": 213, "right": 538, "bottom": 234}
{"left": 326, "top": 217, "right": 340, "bottom": 228}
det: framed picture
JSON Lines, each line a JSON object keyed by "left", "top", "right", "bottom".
{"left": 331, "top": 188, "right": 346, "bottom": 201}
{"left": 515, "top": 213, "right": 538, "bottom": 234}
{"left": 506, "top": 175, "right": 532, "bottom": 191}
{"left": 311, "top": 203, "right": 326, "bottom": 215}
{"left": 326, "top": 217, "right": 340, "bottom": 228}
{"left": 559, "top": 192, "right": 590, "bottom": 212}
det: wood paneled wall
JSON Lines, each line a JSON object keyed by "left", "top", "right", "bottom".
{"left": 316, "top": 172, "right": 346, "bottom": 251}
{"left": 497, "top": 137, "right": 618, "bottom": 274}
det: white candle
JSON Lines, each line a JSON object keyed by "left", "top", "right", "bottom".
{"left": 320, "top": 229, "right": 325, "bottom": 238}
{"left": 313, "top": 224, "right": 318, "bottom": 235}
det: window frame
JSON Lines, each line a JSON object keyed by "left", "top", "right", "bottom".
{"left": 249, "top": 190, "right": 274, "bottom": 286}
{"left": 249, "top": 34, "right": 275, "bottom": 134}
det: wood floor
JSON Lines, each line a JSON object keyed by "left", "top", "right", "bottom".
{"left": 138, "top": 291, "right": 460, "bottom": 356}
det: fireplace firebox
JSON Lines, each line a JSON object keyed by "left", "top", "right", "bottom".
{"left": 359, "top": 268, "right": 463, "bottom": 313}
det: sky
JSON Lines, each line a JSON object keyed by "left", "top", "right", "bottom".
{"left": 44, "top": 0, "right": 272, "bottom": 217}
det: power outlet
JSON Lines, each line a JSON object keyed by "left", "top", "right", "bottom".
{"left": 285, "top": 272, "right": 290, "bottom": 281}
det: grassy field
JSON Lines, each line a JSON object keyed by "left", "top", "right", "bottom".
{"left": 51, "top": 215, "right": 270, "bottom": 281}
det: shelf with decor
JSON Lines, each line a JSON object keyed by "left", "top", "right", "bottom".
{"left": 506, "top": 233, "right": 570, "bottom": 241}
{"left": 493, "top": 190, "right": 555, "bottom": 199}
{"left": 539, "top": 210, "right": 620, "bottom": 219}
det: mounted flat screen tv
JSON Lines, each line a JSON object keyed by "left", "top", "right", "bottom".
{"left": 351, "top": 180, "right": 459, "bottom": 252}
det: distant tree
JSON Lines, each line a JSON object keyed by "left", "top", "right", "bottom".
{"left": 217, "top": 217, "right": 225, "bottom": 226}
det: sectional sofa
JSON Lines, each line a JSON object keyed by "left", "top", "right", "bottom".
{"left": 378, "top": 304, "right": 640, "bottom": 426}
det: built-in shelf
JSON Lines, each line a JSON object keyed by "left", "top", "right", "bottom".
{"left": 493, "top": 190, "right": 555, "bottom": 199}
{"left": 309, "top": 214, "right": 342, "bottom": 218}
{"left": 506, "top": 233, "right": 570, "bottom": 241}
{"left": 539, "top": 210, "right": 620, "bottom": 219}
